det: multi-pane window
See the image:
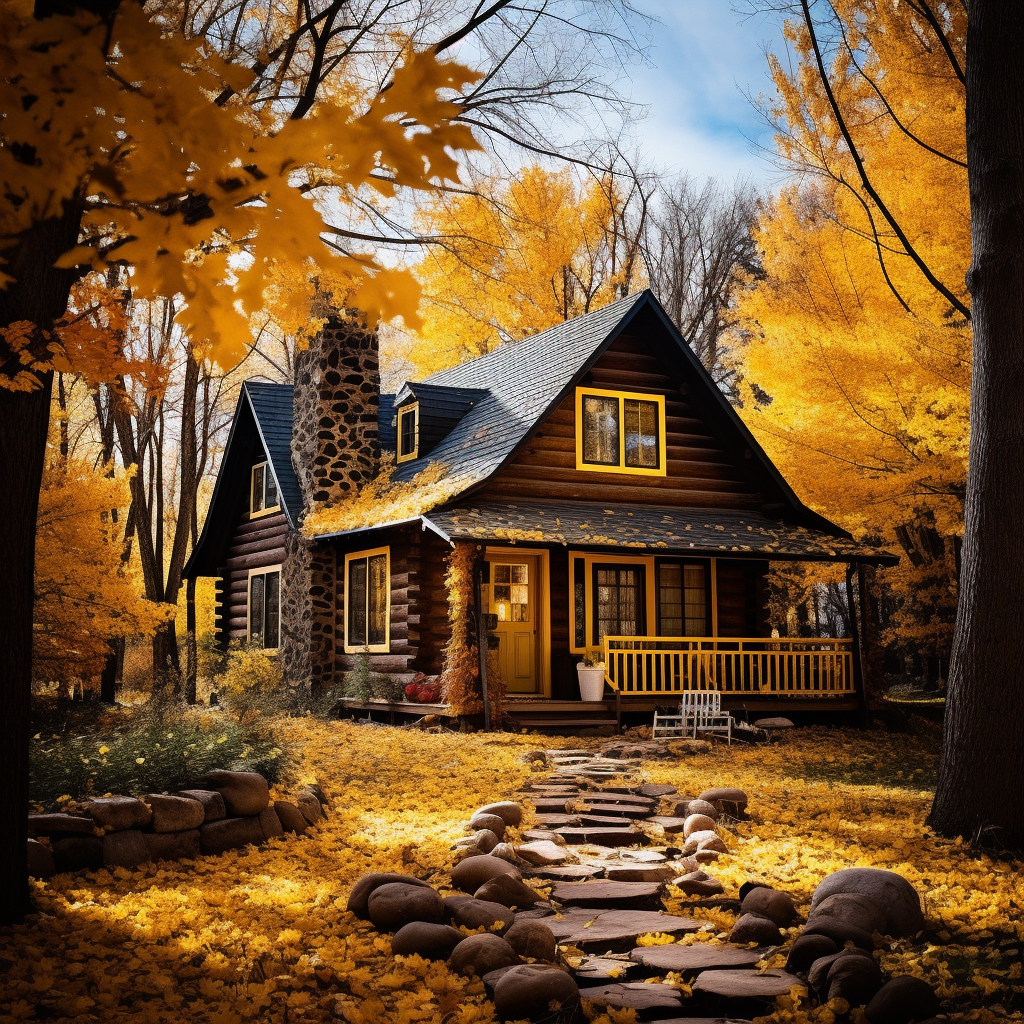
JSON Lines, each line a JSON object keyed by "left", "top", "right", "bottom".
{"left": 593, "top": 565, "right": 644, "bottom": 642}
{"left": 249, "top": 568, "right": 281, "bottom": 649}
{"left": 576, "top": 388, "right": 665, "bottom": 475}
{"left": 250, "top": 461, "right": 279, "bottom": 516}
{"left": 491, "top": 563, "right": 529, "bottom": 622}
{"left": 657, "top": 562, "right": 707, "bottom": 636}
{"left": 346, "top": 548, "right": 390, "bottom": 651}
{"left": 397, "top": 405, "right": 418, "bottom": 462}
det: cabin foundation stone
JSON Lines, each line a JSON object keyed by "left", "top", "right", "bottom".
{"left": 280, "top": 532, "right": 336, "bottom": 691}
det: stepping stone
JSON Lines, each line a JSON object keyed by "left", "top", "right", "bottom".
{"left": 605, "top": 865, "right": 675, "bottom": 883}
{"left": 573, "top": 955, "right": 639, "bottom": 984}
{"left": 550, "top": 880, "right": 664, "bottom": 909}
{"left": 542, "top": 908, "right": 702, "bottom": 950}
{"left": 646, "top": 815, "right": 690, "bottom": 833}
{"left": 639, "top": 784, "right": 677, "bottom": 797}
{"left": 522, "top": 828, "right": 562, "bottom": 842}
{"left": 515, "top": 840, "right": 569, "bottom": 866}
{"left": 692, "top": 969, "right": 806, "bottom": 999}
{"left": 630, "top": 944, "right": 765, "bottom": 973}
{"left": 581, "top": 803, "right": 654, "bottom": 819}
{"left": 578, "top": 981, "right": 685, "bottom": 1017}
{"left": 586, "top": 793, "right": 657, "bottom": 806}
{"left": 532, "top": 798, "right": 575, "bottom": 813}
{"left": 534, "top": 813, "right": 581, "bottom": 827}
{"left": 579, "top": 813, "right": 633, "bottom": 827}
{"left": 619, "top": 850, "right": 667, "bottom": 863}
{"left": 525, "top": 864, "right": 602, "bottom": 881}
{"left": 555, "top": 827, "right": 647, "bottom": 848}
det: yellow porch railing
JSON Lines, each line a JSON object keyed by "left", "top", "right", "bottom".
{"left": 602, "top": 636, "right": 856, "bottom": 697}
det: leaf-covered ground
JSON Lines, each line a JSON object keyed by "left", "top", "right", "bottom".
{"left": 2, "top": 720, "right": 1021, "bottom": 1023}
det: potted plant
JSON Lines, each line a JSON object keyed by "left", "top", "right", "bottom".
{"left": 576, "top": 649, "right": 606, "bottom": 702}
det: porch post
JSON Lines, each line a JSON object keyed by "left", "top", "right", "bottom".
{"left": 709, "top": 557, "right": 719, "bottom": 637}
{"left": 857, "top": 563, "right": 883, "bottom": 703}
{"left": 472, "top": 550, "right": 492, "bottom": 731}
{"left": 845, "top": 562, "right": 869, "bottom": 724}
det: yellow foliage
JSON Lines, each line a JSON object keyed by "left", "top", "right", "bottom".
{"left": 33, "top": 452, "right": 172, "bottom": 684}
{"left": 0, "top": 3, "right": 482, "bottom": 381}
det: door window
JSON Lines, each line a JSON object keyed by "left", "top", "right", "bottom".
{"left": 593, "top": 564, "right": 645, "bottom": 642}
{"left": 491, "top": 563, "right": 529, "bottom": 622}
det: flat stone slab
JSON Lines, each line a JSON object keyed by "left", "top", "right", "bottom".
{"left": 543, "top": 908, "right": 702, "bottom": 950}
{"left": 515, "top": 840, "right": 569, "bottom": 866}
{"left": 579, "top": 813, "right": 634, "bottom": 827}
{"left": 630, "top": 944, "right": 765, "bottom": 973}
{"left": 572, "top": 955, "right": 638, "bottom": 983}
{"left": 581, "top": 803, "right": 655, "bottom": 819}
{"left": 578, "top": 981, "right": 685, "bottom": 1016}
{"left": 606, "top": 865, "right": 675, "bottom": 883}
{"left": 534, "top": 813, "right": 581, "bottom": 826}
{"left": 556, "top": 827, "right": 647, "bottom": 848}
{"left": 532, "top": 798, "right": 575, "bottom": 813}
{"left": 646, "top": 815, "right": 690, "bottom": 833}
{"left": 619, "top": 850, "right": 667, "bottom": 863}
{"left": 522, "top": 829, "right": 562, "bottom": 842}
{"left": 550, "top": 880, "right": 664, "bottom": 909}
{"left": 692, "top": 969, "right": 806, "bottom": 999}
{"left": 525, "top": 864, "right": 602, "bottom": 881}
{"left": 586, "top": 793, "right": 658, "bottom": 807}
{"left": 639, "top": 783, "right": 678, "bottom": 797}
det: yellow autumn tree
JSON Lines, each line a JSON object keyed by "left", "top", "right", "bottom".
{"left": 406, "top": 165, "right": 645, "bottom": 374}
{"left": 735, "top": 3, "right": 969, "bottom": 660}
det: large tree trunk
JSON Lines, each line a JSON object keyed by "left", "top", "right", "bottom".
{"left": 929, "top": 2, "right": 1024, "bottom": 847}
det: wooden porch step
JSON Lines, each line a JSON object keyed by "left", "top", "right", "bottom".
{"left": 516, "top": 717, "right": 618, "bottom": 730}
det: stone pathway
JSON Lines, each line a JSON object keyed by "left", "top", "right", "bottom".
{"left": 347, "top": 746, "right": 942, "bottom": 1024}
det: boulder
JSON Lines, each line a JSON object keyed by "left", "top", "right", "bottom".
{"left": 741, "top": 886, "right": 797, "bottom": 926}
{"left": 808, "top": 950, "right": 872, "bottom": 995}
{"left": 810, "top": 892, "right": 888, "bottom": 936}
{"left": 865, "top": 976, "right": 941, "bottom": 1024}
{"left": 144, "top": 829, "right": 201, "bottom": 862}
{"left": 468, "top": 812, "right": 507, "bottom": 839}
{"left": 729, "top": 913, "right": 782, "bottom": 945}
{"left": 676, "top": 798, "right": 717, "bottom": 819}
{"left": 466, "top": 829, "right": 500, "bottom": 854}
{"left": 503, "top": 919, "right": 556, "bottom": 961}
{"left": 682, "top": 830, "right": 727, "bottom": 856}
{"left": 303, "top": 782, "right": 331, "bottom": 810}
{"left": 202, "top": 770, "right": 270, "bottom": 816}
{"left": 683, "top": 813, "right": 717, "bottom": 838}
{"left": 258, "top": 806, "right": 284, "bottom": 840}
{"left": 489, "top": 842, "right": 523, "bottom": 864}
{"left": 810, "top": 867, "right": 924, "bottom": 937}
{"left": 273, "top": 800, "right": 309, "bottom": 835}
{"left": 672, "top": 870, "right": 724, "bottom": 897}
{"left": 348, "top": 873, "right": 433, "bottom": 919}
{"left": 803, "top": 916, "right": 877, "bottom": 951}
{"left": 493, "top": 965, "right": 579, "bottom": 1022}
{"left": 754, "top": 717, "right": 795, "bottom": 730}
{"left": 447, "top": 933, "right": 522, "bottom": 978}
{"left": 178, "top": 789, "right": 226, "bottom": 822}
{"left": 294, "top": 790, "right": 323, "bottom": 826}
{"left": 697, "top": 787, "right": 748, "bottom": 816}
{"left": 476, "top": 802, "right": 524, "bottom": 827}
{"left": 451, "top": 854, "right": 522, "bottom": 893}
{"left": 27, "top": 813, "right": 94, "bottom": 837}
{"left": 827, "top": 953, "right": 884, "bottom": 1005}
{"left": 145, "top": 794, "right": 205, "bottom": 832}
{"left": 515, "top": 840, "right": 567, "bottom": 866}
{"left": 475, "top": 874, "right": 545, "bottom": 909}
{"left": 85, "top": 796, "right": 152, "bottom": 831}
{"left": 27, "top": 839, "right": 56, "bottom": 879}
{"left": 444, "top": 896, "right": 514, "bottom": 931}
{"left": 52, "top": 836, "right": 103, "bottom": 872}
{"left": 367, "top": 882, "right": 445, "bottom": 931}
{"left": 391, "top": 922, "right": 464, "bottom": 960}
{"left": 786, "top": 933, "right": 839, "bottom": 975}
{"left": 103, "top": 829, "right": 150, "bottom": 868}
{"left": 199, "top": 816, "right": 264, "bottom": 855}
{"left": 694, "top": 849, "right": 722, "bottom": 864}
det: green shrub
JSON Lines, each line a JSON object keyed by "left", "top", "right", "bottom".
{"left": 342, "top": 652, "right": 406, "bottom": 702}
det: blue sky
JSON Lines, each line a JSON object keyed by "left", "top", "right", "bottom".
{"left": 628, "top": 1, "right": 789, "bottom": 185}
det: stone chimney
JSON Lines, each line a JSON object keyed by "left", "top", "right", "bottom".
{"left": 291, "top": 313, "right": 380, "bottom": 510}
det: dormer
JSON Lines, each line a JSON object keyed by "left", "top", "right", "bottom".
{"left": 393, "top": 382, "right": 489, "bottom": 464}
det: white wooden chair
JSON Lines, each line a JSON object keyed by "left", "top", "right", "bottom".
{"left": 686, "top": 690, "right": 733, "bottom": 745}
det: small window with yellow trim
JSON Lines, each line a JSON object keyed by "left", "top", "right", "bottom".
{"left": 344, "top": 547, "right": 390, "bottom": 652}
{"left": 250, "top": 461, "right": 280, "bottom": 517}
{"left": 575, "top": 387, "right": 666, "bottom": 476}
{"left": 397, "top": 404, "right": 419, "bottom": 462}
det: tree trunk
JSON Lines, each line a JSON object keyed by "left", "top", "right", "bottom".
{"left": 929, "top": 2, "right": 1024, "bottom": 847}
{"left": 185, "top": 576, "right": 198, "bottom": 705}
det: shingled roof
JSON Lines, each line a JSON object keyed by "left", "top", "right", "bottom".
{"left": 244, "top": 383, "right": 303, "bottom": 525}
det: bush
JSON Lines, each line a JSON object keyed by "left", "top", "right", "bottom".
{"left": 342, "top": 652, "right": 406, "bottom": 702}
{"left": 29, "top": 696, "right": 291, "bottom": 810}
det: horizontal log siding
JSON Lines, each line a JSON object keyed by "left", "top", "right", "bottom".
{"left": 222, "top": 508, "right": 289, "bottom": 642}
{"left": 480, "top": 335, "right": 763, "bottom": 508}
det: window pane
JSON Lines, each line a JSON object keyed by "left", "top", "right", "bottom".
{"left": 573, "top": 559, "right": 586, "bottom": 649}
{"left": 265, "top": 469, "right": 278, "bottom": 509}
{"left": 399, "top": 408, "right": 417, "bottom": 457}
{"left": 265, "top": 571, "right": 281, "bottom": 648}
{"left": 684, "top": 564, "right": 707, "bottom": 635}
{"left": 594, "top": 566, "right": 642, "bottom": 641}
{"left": 582, "top": 395, "right": 620, "bottom": 465}
{"left": 348, "top": 558, "right": 367, "bottom": 646}
{"left": 368, "top": 553, "right": 388, "bottom": 646}
{"left": 250, "top": 573, "right": 265, "bottom": 645}
{"left": 658, "top": 564, "right": 683, "bottom": 636}
{"left": 624, "top": 399, "right": 660, "bottom": 468}
{"left": 251, "top": 464, "right": 265, "bottom": 513}
{"left": 494, "top": 564, "right": 511, "bottom": 584}
{"left": 511, "top": 564, "right": 528, "bottom": 584}
{"left": 493, "top": 583, "right": 511, "bottom": 620}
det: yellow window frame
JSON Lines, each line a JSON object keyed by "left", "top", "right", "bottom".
{"left": 568, "top": 551, "right": 658, "bottom": 654}
{"left": 249, "top": 460, "right": 282, "bottom": 519}
{"left": 396, "top": 403, "right": 419, "bottom": 463}
{"left": 247, "top": 563, "right": 283, "bottom": 652}
{"left": 574, "top": 386, "right": 667, "bottom": 477}
{"left": 344, "top": 546, "right": 391, "bottom": 653}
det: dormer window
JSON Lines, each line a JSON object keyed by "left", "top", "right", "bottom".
{"left": 397, "top": 404, "right": 419, "bottom": 463}
{"left": 250, "top": 460, "right": 280, "bottom": 517}
{"left": 575, "top": 387, "right": 666, "bottom": 476}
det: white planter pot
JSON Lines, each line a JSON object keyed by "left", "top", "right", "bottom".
{"left": 576, "top": 665, "right": 606, "bottom": 702}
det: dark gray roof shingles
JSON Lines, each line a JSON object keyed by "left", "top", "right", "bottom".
{"left": 244, "top": 382, "right": 303, "bottom": 526}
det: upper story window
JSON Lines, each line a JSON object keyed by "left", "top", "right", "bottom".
{"left": 397, "top": 404, "right": 419, "bottom": 463}
{"left": 250, "top": 461, "right": 280, "bottom": 517}
{"left": 575, "top": 387, "right": 666, "bottom": 476}
{"left": 345, "top": 547, "right": 390, "bottom": 652}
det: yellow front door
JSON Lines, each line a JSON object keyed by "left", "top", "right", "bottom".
{"left": 487, "top": 555, "right": 539, "bottom": 694}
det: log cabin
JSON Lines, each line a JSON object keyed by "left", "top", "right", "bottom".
{"left": 184, "top": 290, "right": 897, "bottom": 729}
